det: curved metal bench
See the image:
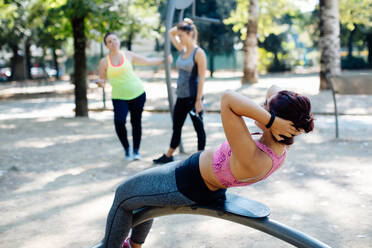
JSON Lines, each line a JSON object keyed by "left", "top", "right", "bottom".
{"left": 92, "top": 194, "right": 331, "bottom": 248}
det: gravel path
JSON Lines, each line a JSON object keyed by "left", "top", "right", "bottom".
{"left": 1, "top": 75, "right": 372, "bottom": 248}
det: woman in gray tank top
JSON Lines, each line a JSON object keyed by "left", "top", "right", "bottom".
{"left": 153, "top": 18, "right": 207, "bottom": 164}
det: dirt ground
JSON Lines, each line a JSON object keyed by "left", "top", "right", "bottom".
{"left": 1, "top": 74, "right": 372, "bottom": 248}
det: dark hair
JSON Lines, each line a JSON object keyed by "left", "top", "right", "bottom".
{"left": 177, "top": 23, "right": 194, "bottom": 32}
{"left": 176, "top": 18, "right": 198, "bottom": 42}
{"left": 269, "top": 90, "right": 314, "bottom": 145}
{"left": 103, "top": 32, "right": 116, "bottom": 45}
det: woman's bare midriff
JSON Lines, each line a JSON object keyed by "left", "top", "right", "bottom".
{"left": 199, "top": 148, "right": 228, "bottom": 191}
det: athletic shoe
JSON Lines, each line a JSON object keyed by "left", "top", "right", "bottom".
{"left": 133, "top": 152, "right": 142, "bottom": 160}
{"left": 122, "top": 237, "right": 131, "bottom": 248}
{"left": 153, "top": 154, "right": 174, "bottom": 164}
{"left": 125, "top": 151, "right": 133, "bottom": 161}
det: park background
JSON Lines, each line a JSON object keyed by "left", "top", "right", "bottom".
{"left": 1, "top": 0, "right": 371, "bottom": 87}
{"left": 1, "top": 0, "right": 372, "bottom": 248}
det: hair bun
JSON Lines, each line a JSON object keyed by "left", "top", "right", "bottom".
{"left": 183, "top": 18, "right": 194, "bottom": 25}
{"left": 300, "top": 114, "right": 314, "bottom": 133}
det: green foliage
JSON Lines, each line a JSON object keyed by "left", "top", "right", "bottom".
{"left": 0, "top": 0, "right": 29, "bottom": 49}
{"left": 261, "top": 33, "right": 284, "bottom": 54}
{"left": 259, "top": 33, "right": 292, "bottom": 72}
{"left": 192, "top": 0, "right": 238, "bottom": 76}
{"left": 24, "top": 0, "right": 162, "bottom": 46}
{"left": 339, "top": 0, "right": 372, "bottom": 31}
{"left": 225, "top": 0, "right": 327, "bottom": 72}
{"left": 341, "top": 56, "right": 369, "bottom": 70}
{"left": 114, "top": 0, "right": 162, "bottom": 49}
{"left": 225, "top": 0, "right": 299, "bottom": 41}
{"left": 195, "top": 0, "right": 237, "bottom": 54}
{"left": 340, "top": 24, "right": 366, "bottom": 51}
{"left": 339, "top": 0, "right": 372, "bottom": 68}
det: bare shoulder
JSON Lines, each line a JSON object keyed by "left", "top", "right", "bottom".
{"left": 195, "top": 48, "right": 206, "bottom": 62}
{"left": 196, "top": 48, "right": 206, "bottom": 57}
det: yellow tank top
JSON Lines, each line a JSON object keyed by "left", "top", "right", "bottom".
{"left": 106, "top": 51, "right": 144, "bottom": 100}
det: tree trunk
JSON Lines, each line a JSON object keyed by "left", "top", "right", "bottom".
{"left": 209, "top": 51, "right": 214, "bottom": 78}
{"left": 319, "top": 0, "right": 341, "bottom": 90}
{"left": 126, "top": 25, "right": 134, "bottom": 51}
{"left": 366, "top": 32, "right": 372, "bottom": 67}
{"left": 10, "top": 45, "right": 18, "bottom": 81}
{"left": 25, "top": 39, "right": 32, "bottom": 79}
{"left": 100, "top": 42, "right": 104, "bottom": 58}
{"left": 347, "top": 25, "right": 357, "bottom": 58}
{"left": 10, "top": 45, "right": 26, "bottom": 81}
{"left": 71, "top": 16, "right": 88, "bottom": 117}
{"left": 273, "top": 53, "right": 280, "bottom": 71}
{"left": 52, "top": 47, "right": 60, "bottom": 79}
{"left": 242, "top": 0, "right": 259, "bottom": 84}
{"left": 126, "top": 38, "right": 132, "bottom": 51}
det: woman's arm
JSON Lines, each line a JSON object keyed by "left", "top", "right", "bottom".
{"left": 168, "top": 26, "right": 183, "bottom": 52}
{"left": 194, "top": 49, "right": 207, "bottom": 114}
{"left": 96, "top": 58, "right": 108, "bottom": 87}
{"left": 221, "top": 90, "right": 298, "bottom": 161}
{"left": 126, "top": 51, "right": 172, "bottom": 66}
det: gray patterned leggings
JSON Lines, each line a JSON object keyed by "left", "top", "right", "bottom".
{"left": 99, "top": 161, "right": 195, "bottom": 248}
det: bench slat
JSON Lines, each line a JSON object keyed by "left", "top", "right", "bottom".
{"left": 199, "top": 193, "right": 271, "bottom": 218}
{"left": 331, "top": 74, "right": 372, "bottom": 95}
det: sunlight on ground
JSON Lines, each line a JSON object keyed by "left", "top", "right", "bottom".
{"left": 0, "top": 83, "right": 73, "bottom": 95}
{"left": 12, "top": 162, "right": 111, "bottom": 194}
{"left": 14, "top": 133, "right": 111, "bottom": 149}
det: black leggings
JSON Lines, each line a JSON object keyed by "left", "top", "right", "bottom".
{"left": 170, "top": 97, "right": 206, "bottom": 151}
{"left": 112, "top": 92, "right": 146, "bottom": 153}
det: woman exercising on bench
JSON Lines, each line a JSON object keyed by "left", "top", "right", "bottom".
{"left": 97, "top": 85, "right": 314, "bottom": 248}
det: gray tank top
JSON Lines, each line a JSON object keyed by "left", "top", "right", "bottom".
{"left": 175, "top": 48, "right": 199, "bottom": 98}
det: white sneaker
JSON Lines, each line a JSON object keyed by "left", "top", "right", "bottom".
{"left": 133, "top": 152, "right": 142, "bottom": 160}
{"left": 125, "top": 154, "right": 133, "bottom": 161}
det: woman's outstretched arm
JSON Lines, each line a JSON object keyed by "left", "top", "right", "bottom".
{"left": 126, "top": 51, "right": 172, "bottom": 66}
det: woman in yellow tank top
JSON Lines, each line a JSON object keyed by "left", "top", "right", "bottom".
{"left": 97, "top": 32, "right": 172, "bottom": 161}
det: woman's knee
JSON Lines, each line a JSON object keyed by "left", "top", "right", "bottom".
{"left": 114, "top": 118, "right": 127, "bottom": 127}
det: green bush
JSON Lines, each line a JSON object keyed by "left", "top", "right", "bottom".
{"left": 341, "top": 56, "right": 369, "bottom": 70}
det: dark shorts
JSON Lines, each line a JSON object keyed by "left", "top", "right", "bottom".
{"left": 175, "top": 152, "right": 226, "bottom": 204}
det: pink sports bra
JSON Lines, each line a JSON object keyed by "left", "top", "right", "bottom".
{"left": 212, "top": 138, "right": 286, "bottom": 188}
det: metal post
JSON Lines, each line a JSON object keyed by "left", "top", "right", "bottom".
{"left": 102, "top": 87, "right": 106, "bottom": 109}
{"left": 326, "top": 74, "right": 339, "bottom": 138}
{"left": 165, "top": 0, "right": 185, "bottom": 153}
{"left": 100, "top": 42, "right": 106, "bottom": 109}
{"left": 164, "top": 0, "right": 176, "bottom": 114}
{"left": 179, "top": 9, "right": 184, "bottom": 23}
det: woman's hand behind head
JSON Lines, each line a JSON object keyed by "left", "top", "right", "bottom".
{"left": 268, "top": 90, "right": 314, "bottom": 145}
{"left": 270, "top": 117, "right": 300, "bottom": 141}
